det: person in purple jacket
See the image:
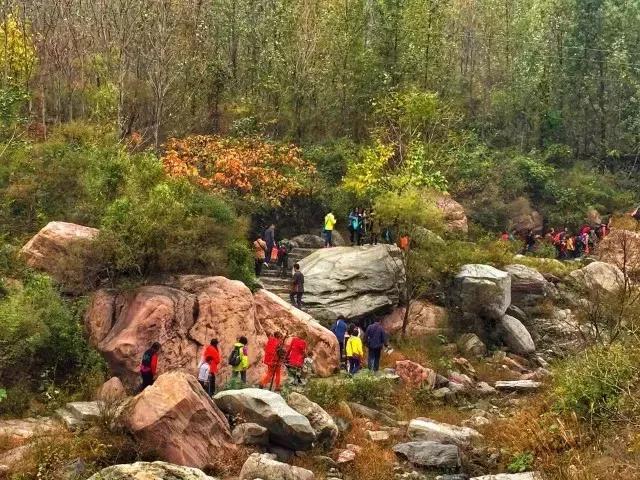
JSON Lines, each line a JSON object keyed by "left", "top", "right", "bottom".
{"left": 365, "top": 319, "right": 387, "bottom": 372}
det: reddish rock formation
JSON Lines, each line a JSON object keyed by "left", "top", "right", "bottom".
{"left": 85, "top": 276, "right": 339, "bottom": 385}
{"left": 395, "top": 360, "right": 436, "bottom": 388}
{"left": 381, "top": 300, "right": 446, "bottom": 337}
{"left": 96, "top": 377, "right": 126, "bottom": 401}
{"left": 121, "top": 371, "right": 234, "bottom": 469}
{"left": 435, "top": 195, "right": 468, "bottom": 233}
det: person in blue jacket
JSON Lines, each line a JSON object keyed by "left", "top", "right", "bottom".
{"left": 365, "top": 319, "right": 387, "bottom": 372}
{"left": 331, "top": 316, "right": 348, "bottom": 365}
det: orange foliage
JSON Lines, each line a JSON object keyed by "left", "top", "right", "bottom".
{"left": 162, "top": 135, "right": 316, "bottom": 205}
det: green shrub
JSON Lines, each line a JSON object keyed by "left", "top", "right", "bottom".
{"left": 344, "top": 372, "right": 394, "bottom": 407}
{"left": 304, "top": 378, "right": 348, "bottom": 408}
{"left": 508, "top": 452, "right": 535, "bottom": 473}
{"left": 226, "top": 240, "right": 257, "bottom": 288}
{"left": 553, "top": 343, "right": 640, "bottom": 422}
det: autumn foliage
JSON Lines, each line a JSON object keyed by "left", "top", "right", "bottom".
{"left": 162, "top": 135, "right": 316, "bottom": 205}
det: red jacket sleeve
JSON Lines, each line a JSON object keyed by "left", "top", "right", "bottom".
{"left": 210, "top": 348, "right": 220, "bottom": 374}
{"left": 150, "top": 353, "right": 158, "bottom": 376}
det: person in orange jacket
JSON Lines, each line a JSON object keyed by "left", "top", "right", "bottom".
{"left": 286, "top": 335, "right": 307, "bottom": 385}
{"left": 139, "top": 342, "right": 160, "bottom": 391}
{"left": 202, "top": 339, "right": 220, "bottom": 395}
{"left": 259, "top": 332, "right": 284, "bottom": 391}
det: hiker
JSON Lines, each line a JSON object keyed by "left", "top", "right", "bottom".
{"left": 276, "top": 241, "right": 290, "bottom": 278}
{"left": 286, "top": 335, "right": 307, "bottom": 385}
{"left": 358, "top": 209, "right": 366, "bottom": 245}
{"left": 348, "top": 208, "right": 358, "bottom": 245}
{"left": 565, "top": 234, "right": 575, "bottom": 258}
{"left": 331, "top": 315, "right": 348, "bottom": 363}
{"left": 365, "top": 319, "right": 387, "bottom": 372}
{"left": 399, "top": 234, "right": 410, "bottom": 251}
{"left": 259, "top": 332, "right": 284, "bottom": 391}
{"left": 500, "top": 231, "right": 510, "bottom": 241}
{"left": 369, "top": 209, "right": 380, "bottom": 245}
{"left": 253, "top": 234, "right": 267, "bottom": 276}
{"left": 524, "top": 229, "right": 536, "bottom": 253}
{"left": 264, "top": 224, "right": 276, "bottom": 265}
{"left": 290, "top": 263, "right": 304, "bottom": 308}
{"left": 202, "top": 339, "right": 220, "bottom": 395}
{"left": 198, "top": 356, "right": 213, "bottom": 395}
{"left": 230, "top": 336, "right": 249, "bottom": 384}
{"left": 139, "top": 342, "right": 160, "bottom": 391}
{"left": 345, "top": 325, "right": 363, "bottom": 375}
{"left": 324, "top": 211, "right": 337, "bottom": 247}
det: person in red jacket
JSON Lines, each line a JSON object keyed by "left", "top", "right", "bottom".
{"left": 259, "top": 332, "right": 284, "bottom": 391}
{"left": 139, "top": 342, "right": 160, "bottom": 391}
{"left": 286, "top": 335, "right": 307, "bottom": 385}
{"left": 202, "top": 339, "right": 220, "bottom": 395}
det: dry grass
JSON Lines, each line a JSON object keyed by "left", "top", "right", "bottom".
{"left": 341, "top": 418, "right": 396, "bottom": 480}
{"left": 206, "top": 444, "right": 252, "bottom": 478}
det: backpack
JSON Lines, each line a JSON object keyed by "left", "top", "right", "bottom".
{"left": 228, "top": 345, "right": 242, "bottom": 367}
{"left": 141, "top": 349, "right": 153, "bottom": 367}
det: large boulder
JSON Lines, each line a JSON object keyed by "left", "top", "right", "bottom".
{"left": 381, "top": 301, "right": 447, "bottom": 337}
{"left": 395, "top": 360, "right": 436, "bottom": 388}
{"left": 456, "top": 333, "right": 487, "bottom": 358}
{"left": 96, "top": 377, "right": 126, "bottom": 401}
{"left": 239, "top": 453, "right": 314, "bottom": 480}
{"left": 214, "top": 388, "right": 316, "bottom": 450}
{"left": 298, "top": 245, "right": 405, "bottom": 323}
{"left": 19, "top": 221, "right": 99, "bottom": 289}
{"left": 436, "top": 195, "right": 468, "bottom": 233}
{"left": 498, "top": 315, "right": 535, "bottom": 355}
{"left": 231, "top": 423, "right": 269, "bottom": 446}
{"left": 407, "top": 418, "right": 482, "bottom": 447}
{"left": 286, "top": 392, "right": 338, "bottom": 448}
{"left": 121, "top": 371, "right": 234, "bottom": 469}
{"left": 568, "top": 261, "right": 624, "bottom": 294}
{"left": 0, "top": 417, "right": 59, "bottom": 445}
{"left": 597, "top": 229, "right": 640, "bottom": 277}
{"left": 393, "top": 441, "right": 461, "bottom": 470}
{"left": 85, "top": 275, "right": 338, "bottom": 384}
{"left": 451, "top": 265, "right": 511, "bottom": 320}
{"left": 503, "top": 264, "right": 554, "bottom": 309}
{"left": 291, "top": 234, "right": 325, "bottom": 249}
{"left": 86, "top": 461, "right": 218, "bottom": 480}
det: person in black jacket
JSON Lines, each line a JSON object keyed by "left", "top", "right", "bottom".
{"left": 365, "top": 320, "right": 387, "bottom": 372}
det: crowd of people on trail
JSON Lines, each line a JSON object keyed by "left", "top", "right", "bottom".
{"left": 138, "top": 332, "right": 311, "bottom": 395}
{"left": 500, "top": 221, "right": 612, "bottom": 260}
{"left": 330, "top": 316, "right": 390, "bottom": 375}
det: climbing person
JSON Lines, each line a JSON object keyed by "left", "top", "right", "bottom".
{"left": 259, "top": 332, "right": 284, "bottom": 391}
{"left": 276, "top": 241, "right": 290, "bottom": 278}
{"left": 202, "top": 339, "right": 220, "bottom": 395}
{"left": 565, "top": 234, "right": 575, "bottom": 258}
{"left": 348, "top": 208, "right": 358, "bottom": 245}
{"left": 331, "top": 315, "right": 348, "bottom": 364}
{"left": 399, "top": 233, "right": 410, "bottom": 251}
{"left": 264, "top": 224, "right": 276, "bottom": 265}
{"left": 139, "top": 342, "right": 160, "bottom": 391}
{"left": 358, "top": 209, "right": 367, "bottom": 245}
{"left": 324, "top": 210, "right": 337, "bottom": 247}
{"left": 524, "top": 229, "right": 536, "bottom": 254}
{"left": 345, "top": 325, "right": 363, "bottom": 375}
{"left": 286, "top": 334, "right": 307, "bottom": 385}
{"left": 365, "top": 319, "right": 387, "bottom": 372}
{"left": 198, "top": 356, "right": 213, "bottom": 395}
{"left": 253, "top": 234, "right": 267, "bottom": 276}
{"left": 290, "top": 263, "right": 304, "bottom": 308}
{"left": 230, "top": 336, "right": 249, "bottom": 384}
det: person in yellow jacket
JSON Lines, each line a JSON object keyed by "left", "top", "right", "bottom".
{"left": 231, "top": 336, "right": 249, "bottom": 384}
{"left": 345, "top": 325, "right": 363, "bottom": 374}
{"left": 323, "top": 211, "right": 337, "bottom": 247}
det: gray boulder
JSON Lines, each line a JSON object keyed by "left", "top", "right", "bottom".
{"left": 286, "top": 392, "right": 338, "bottom": 448}
{"left": 494, "top": 380, "right": 541, "bottom": 392}
{"left": 231, "top": 423, "right": 269, "bottom": 446}
{"left": 214, "top": 388, "right": 316, "bottom": 450}
{"left": 299, "top": 245, "right": 405, "bottom": 322}
{"left": 86, "top": 462, "right": 218, "bottom": 480}
{"left": 407, "top": 418, "right": 482, "bottom": 446}
{"left": 452, "top": 265, "right": 511, "bottom": 320}
{"left": 498, "top": 315, "right": 535, "bottom": 355}
{"left": 569, "top": 261, "right": 624, "bottom": 294}
{"left": 456, "top": 333, "right": 487, "bottom": 358}
{"left": 239, "top": 453, "right": 314, "bottom": 480}
{"left": 291, "top": 234, "right": 325, "bottom": 249}
{"left": 393, "top": 441, "right": 461, "bottom": 469}
{"left": 471, "top": 474, "right": 541, "bottom": 480}
{"left": 503, "top": 264, "right": 555, "bottom": 308}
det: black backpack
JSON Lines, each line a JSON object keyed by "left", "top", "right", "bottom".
{"left": 141, "top": 349, "right": 153, "bottom": 367}
{"left": 228, "top": 345, "right": 242, "bottom": 367}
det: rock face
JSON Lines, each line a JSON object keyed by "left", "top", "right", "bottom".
{"left": 452, "top": 265, "right": 511, "bottom": 320}
{"left": 291, "top": 234, "right": 325, "bottom": 249}
{"left": 214, "top": 388, "right": 316, "bottom": 450}
{"left": 498, "top": 315, "right": 535, "bottom": 355}
{"left": 85, "top": 275, "right": 338, "bottom": 384}
{"left": 395, "top": 360, "right": 436, "bottom": 388}
{"left": 408, "top": 418, "right": 482, "bottom": 447}
{"left": 456, "top": 333, "right": 487, "bottom": 358}
{"left": 0, "top": 417, "right": 59, "bottom": 444}
{"left": 436, "top": 195, "right": 468, "bottom": 233}
{"left": 86, "top": 462, "right": 218, "bottom": 480}
{"left": 19, "top": 221, "right": 99, "bottom": 287}
{"left": 393, "top": 441, "right": 461, "bottom": 469}
{"left": 286, "top": 392, "right": 338, "bottom": 448}
{"left": 381, "top": 301, "right": 447, "bottom": 337}
{"left": 597, "top": 229, "right": 640, "bottom": 276}
{"left": 299, "top": 245, "right": 405, "bottom": 322}
{"left": 232, "top": 423, "right": 269, "bottom": 446}
{"left": 121, "top": 371, "right": 234, "bottom": 469}
{"left": 96, "top": 377, "right": 126, "bottom": 401}
{"left": 569, "top": 261, "right": 625, "bottom": 294}
{"left": 239, "top": 453, "right": 314, "bottom": 480}
{"left": 503, "top": 264, "right": 554, "bottom": 309}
